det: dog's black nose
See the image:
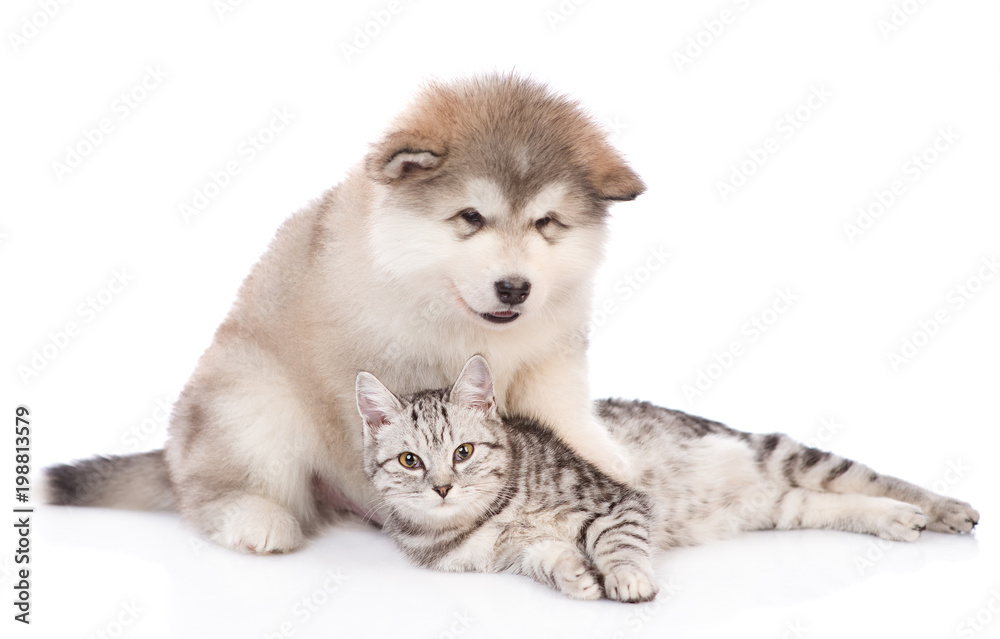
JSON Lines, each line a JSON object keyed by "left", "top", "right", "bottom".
{"left": 495, "top": 279, "right": 531, "bottom": 305}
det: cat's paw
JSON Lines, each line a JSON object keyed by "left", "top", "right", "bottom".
{"left": 603, "top": 566, "right": 658, "bottom": 603}
{"left": 551, "top": 549, "right": 601, "bottom": 600}
{"left": 212, "top": 495, "right": 305, "bottom": 554}
{"left": 876, "top": 501, "right": 927, "bottom": 542}
{"left": 924, "top": 497, "right": 979, "bottom": 534}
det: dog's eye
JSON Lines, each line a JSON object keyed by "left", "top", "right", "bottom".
{"left": 459, "top": 209, "right": 484, "bottom": 227}
{"left": 535, "top": 216, "right": 552, "bottom": 230}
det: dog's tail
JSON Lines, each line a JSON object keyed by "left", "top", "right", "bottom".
{"left": 41, "top": 450, "right": 175, "bottom": 511}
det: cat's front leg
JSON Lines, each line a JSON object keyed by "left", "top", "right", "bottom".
{"left": 582, "top": 494, "right": 659, "bottom": 603}
{"left": 502, "top": 538, "right": 603, "bottom": 600}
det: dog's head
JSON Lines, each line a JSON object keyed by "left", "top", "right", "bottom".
{"left": 364, "top": 74, "right": 645, "bottom": 331}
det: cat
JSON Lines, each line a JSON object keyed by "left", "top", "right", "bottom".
{"left": 356, "top": 355, "right": 980, "bottom": 603}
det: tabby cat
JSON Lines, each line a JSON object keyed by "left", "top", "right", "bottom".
{"left": 356, "top": 355, "right": 979, "bottom": 602}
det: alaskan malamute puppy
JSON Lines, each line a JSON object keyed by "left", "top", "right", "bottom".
{"left": 44, "top": 74, "right": 646, "bottom": 553}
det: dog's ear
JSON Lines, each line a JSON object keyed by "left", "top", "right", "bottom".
{"left": 366, "top": 131, "right": 447, "bottom": 184}
{"left": 587, "top": 145, "right": 646, "bottom": 201}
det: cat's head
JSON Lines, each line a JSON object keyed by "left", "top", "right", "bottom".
{"left": 356, "top": 355, "right": 511, "bottom": 530}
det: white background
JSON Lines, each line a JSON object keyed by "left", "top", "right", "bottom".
{"left": 2, "top": 1, "right": 998, "bottom": 637}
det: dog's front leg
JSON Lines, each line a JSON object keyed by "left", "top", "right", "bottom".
{"left": 506, "top": 352, "right": 634, "bottom": 483}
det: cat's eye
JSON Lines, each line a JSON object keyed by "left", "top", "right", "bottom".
{"left": 454, "top": 443, "right": 474, "bottom": 462}
{"left": 398, "top": 452, "right": 423, "bottom": 469}
{"left": 535, "top": 216, "right": 552, "bottom": 230}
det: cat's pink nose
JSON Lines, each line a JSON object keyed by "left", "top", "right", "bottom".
{"left": 433, "top": 485, "right": 452, "bottom": 499}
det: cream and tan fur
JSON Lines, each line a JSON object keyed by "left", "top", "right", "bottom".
{"left": 43, "top": 74, "right": 646, "bottom": 553}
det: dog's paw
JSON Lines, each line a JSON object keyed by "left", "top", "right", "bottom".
{"left": 876, "top": 501, "right": 927, "bottom": 542}
{"left": 212, "top": 495, "right": 305, "bottom": 554}
{"left": 551, "top": 550, "right": 601, "bottom": 600}
{"left": 603, "top": 566, "right": 658, "bottom": 603}
{"left": 924, "top": 497, "right": 979, "bottom": 534}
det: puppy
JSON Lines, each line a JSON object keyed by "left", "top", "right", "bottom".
{"left": 44, "top": 73, "right": 646, "bottom": 553}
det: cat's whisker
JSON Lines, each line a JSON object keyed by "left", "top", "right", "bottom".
{"left": 360, "top": 502, "right": 390, "bottom": 525}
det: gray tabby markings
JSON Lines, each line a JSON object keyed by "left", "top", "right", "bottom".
{"left": 357, "top": 356, "right": 980, "bottom": 602}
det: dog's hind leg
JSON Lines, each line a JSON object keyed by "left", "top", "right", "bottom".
{"left": 166, "top": 353, "right": 325, "bottom": 553}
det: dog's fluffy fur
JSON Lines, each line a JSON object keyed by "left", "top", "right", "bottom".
{"left": 43, "top": 74, "right": 645, "bottom": 553}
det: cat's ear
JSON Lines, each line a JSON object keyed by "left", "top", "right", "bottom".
{"left": 356, "top": 371, "right": 403, "bottom": 437}
{"left": 451, "top": 355, "right": 496, "bottom": 414}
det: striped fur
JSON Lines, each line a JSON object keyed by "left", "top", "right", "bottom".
{"left": 360, "top": 357, "right": 979, "bottom": 603}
